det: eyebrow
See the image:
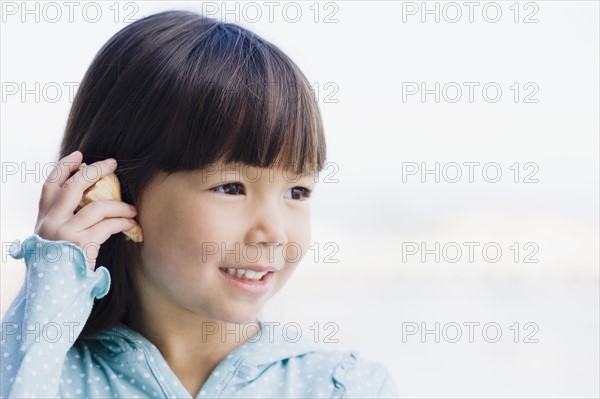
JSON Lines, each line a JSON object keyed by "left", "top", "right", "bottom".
{"left": 219, "top": 162, "right": 317, "bottom": 176}
{"left": 193, "top": 163, "right": 317, "bottom": 184}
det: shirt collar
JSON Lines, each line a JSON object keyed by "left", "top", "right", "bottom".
{"left": 88, "top": 318, "right": 319, "bottom": 382}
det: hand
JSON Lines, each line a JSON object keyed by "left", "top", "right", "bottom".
{"left": 34, "top": 151, "right": 138, "bottom": 271}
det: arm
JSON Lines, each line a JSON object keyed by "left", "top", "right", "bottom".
{"left": 1, "top": 152, "right": 135, "bottom": 398}
{"left": 1, "top": 234, "right": 110, "bottom": 399}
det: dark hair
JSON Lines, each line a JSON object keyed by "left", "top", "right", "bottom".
{"left": 58, "top": 10, "right": 327, "bottom": 338}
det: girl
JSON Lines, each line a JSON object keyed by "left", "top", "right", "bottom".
{"left": 1, "top": 10, "right": 399, "bottom": 398}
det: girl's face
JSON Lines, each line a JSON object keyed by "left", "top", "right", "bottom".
{"left": 135, "top": 161, "right": 316, "bottom": 324}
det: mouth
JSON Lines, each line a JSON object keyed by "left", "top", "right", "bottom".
{"left": 218, "top": 267, "right": 275, "bottom": 296}
{"left": 219, "top": 267, "right": 274, "bottom": 281}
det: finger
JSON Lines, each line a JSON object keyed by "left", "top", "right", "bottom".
{"left": 85, "top": 217, "right": 138, "bottom": 247}
{"left": 63, "top": 200, "right": 137, "bottom": 233}
{"left": 39, "top": 151, "right": 83, "bottom": 215}
{"left": 49, "top": 158, "right": 118, "bottom": 219}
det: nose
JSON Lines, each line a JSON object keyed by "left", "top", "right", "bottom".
{"left": 245, "top": 200, "right": 288, "bottom": 247}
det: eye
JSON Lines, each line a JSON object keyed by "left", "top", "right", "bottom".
{"left": 210, "top": 183, "right": 312, "bottom": 200}
{"left": 285, "top": 187, "right": 313, "bottom": 201}
{"left": 211, "top": 183, "right": 245, "bottom": 196}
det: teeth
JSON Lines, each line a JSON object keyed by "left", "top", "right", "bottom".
{"left": 224, "top": 268, "right": 268, "bottom": 281}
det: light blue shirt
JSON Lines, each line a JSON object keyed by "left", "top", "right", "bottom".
{"left": 1, "top": 234, "right": 399, "bottom": 398}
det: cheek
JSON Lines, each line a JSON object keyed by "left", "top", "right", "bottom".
{"left": 139, "top": 200, "right": 222, "bottom": 269}
{"left": 286, "top": 212, "right": 312, "bottom": 263}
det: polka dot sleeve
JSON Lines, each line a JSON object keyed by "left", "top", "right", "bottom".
{"left": 0, "top": 234, "right": 110, "bottom": 399}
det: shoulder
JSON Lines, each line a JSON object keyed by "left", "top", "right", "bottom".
{"left": 60, "top": 327, "right": 154, "bottom": 398}
{"left": 311, "top": 348, "right": 398, "bottom": 398}
{"left": 278, "top": 347, "right": 399, "bottom": 398}
{"left": 246, "top": 321, "right": 399, "bottom": 398}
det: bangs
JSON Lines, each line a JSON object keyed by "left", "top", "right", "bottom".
{"left": 155, "top": 19, "right": 326, "bottom": 176}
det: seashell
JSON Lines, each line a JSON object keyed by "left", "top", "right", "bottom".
{"left": 74, "top": 163, "right": 143, "bottom": 242}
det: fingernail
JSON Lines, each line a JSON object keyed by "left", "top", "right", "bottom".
{"left": 107, "top": 158, "right": 117, "bottom": 166}
{"left": 68, "top": 150, "right": 80, "bottom": 157}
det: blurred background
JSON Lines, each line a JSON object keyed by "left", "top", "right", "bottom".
{"left": 1, "top": 1, "right": 598, "bottom": 397}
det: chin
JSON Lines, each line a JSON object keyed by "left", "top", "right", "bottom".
{"left": 213, "top": 306, "right": 261, "bottom": 325}
{"left": 226, "top": 313, "right": 260, "bottom": 325}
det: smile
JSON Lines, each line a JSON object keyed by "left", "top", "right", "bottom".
{"left": 218, "top": 268, "right": 274, "bottom": 296}
{"left": 220, "top": 267, "right": 269, "bottom": 281}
